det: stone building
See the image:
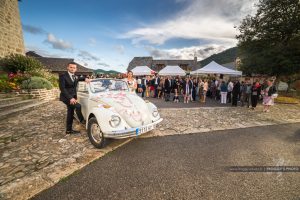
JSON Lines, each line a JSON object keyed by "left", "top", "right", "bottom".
{"left": 26, "top": 51, "right": 94, "bottom": 76}
{"left": 0, "top": 0, "right": 25, "bottom": 57}
{"left": 128, "top": 57, "right": 200, "bottom": 72}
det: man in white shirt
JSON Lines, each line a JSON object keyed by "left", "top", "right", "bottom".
{"left": 153, "top": 74, "right": 160, "bottom": 98}
{"left": 215, "top": 79, "right": 221, "bottom": 100}
{"left": 227, "top": 80, "right": 233, "bottom": 103}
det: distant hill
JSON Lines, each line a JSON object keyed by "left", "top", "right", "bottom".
{"left": 94, "top": 69, "right": 121, "bottom": 74}
{"left": 199, "top": 47, "right": 238, "bottom": 66}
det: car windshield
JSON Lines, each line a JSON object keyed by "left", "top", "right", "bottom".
{"left": 89, "top": 79, "right": 129, "bottom": 93}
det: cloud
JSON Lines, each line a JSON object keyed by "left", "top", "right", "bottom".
{"left": 77, "top": 50, "right": 100, "bottom": 61}
{"left": 44, "top": 33, "right": 73, "bottom": 51}
{"left": 123, "top": 0, "right": 257, "bottom": 45}
{"left": 23, "top": 26, "right": 75, "bottom": 52}
{"left": 88, "top": 38, "right": 97, "bottom": 46}
{"left": 145, "top": 44, "right": 227, "bottom": 60}
{"left": 22, "top": 24, "right": 46, "bottom": 35}
{"left": 113, "top": 45, "right": 125, "bottom": 54}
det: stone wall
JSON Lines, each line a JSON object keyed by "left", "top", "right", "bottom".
{"left": 0, "top": 0, "right": 25, "bottom": 57}
{"left": 20, "top": 88, "right": 60, "bottom": 101}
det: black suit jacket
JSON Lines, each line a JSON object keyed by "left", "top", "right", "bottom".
{"left": 154, "top": 77, "right": 160, "bottom": 86}
{"left": 164, "top": 79, "right": 172, "bottom": 92}
{"left": 268, "top": 85, "right": 277, "bottom": 96}
{"left": 141, "top": 79, "right": 148, "bottom": 89}
{"left": 141, "top": 78, "right": 147, "bottom": 86}
{"left": 59, "top": 72, "right": 85, "bottom": 103}
{"left": 232, "top": 81, "right": 241, "bottom": 95}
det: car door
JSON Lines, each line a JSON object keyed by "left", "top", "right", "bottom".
{"left": 77, "top": 82, "right": 89, "bottom": 119}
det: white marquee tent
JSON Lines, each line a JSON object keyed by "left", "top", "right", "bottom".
{"left": 158, "top": 65, "right": 186, "bottom": 76}
{"left": 131, "top": 66, "right": 155, "bottom": 76}
{"left": 191, "top": 61, "right": 242, "bottom": 76}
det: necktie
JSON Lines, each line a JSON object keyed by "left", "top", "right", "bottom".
{"left": 72, "top": 75, "right": 76, "bottom": 82}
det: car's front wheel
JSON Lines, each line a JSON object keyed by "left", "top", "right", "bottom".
{"left": 87, "top": 117, "right": 105, "bottom": 148}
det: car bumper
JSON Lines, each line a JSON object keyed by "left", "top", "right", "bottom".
{"left": 104, "top": 118, "right": 163, "bottom": 139}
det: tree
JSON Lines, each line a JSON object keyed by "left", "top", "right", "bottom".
{"left": 236, "top": 0, "right": 300, "bottom": 76}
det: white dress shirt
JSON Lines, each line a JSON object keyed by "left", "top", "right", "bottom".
{"left": 68, "top": 71, "right": 75, "bottom": 82}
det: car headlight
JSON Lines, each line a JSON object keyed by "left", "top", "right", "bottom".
{"left": 109, "top": 115, "right": 121, "bottom": 128}
{"left": 152, "top": 108, "right": 159, "bottom": 118}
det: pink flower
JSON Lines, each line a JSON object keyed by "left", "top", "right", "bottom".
{"left": 8, "top": 72, "right": 15, "bottom": 79}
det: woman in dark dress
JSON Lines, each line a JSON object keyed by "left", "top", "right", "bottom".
{"left": 192, "top": 78, "right": 198, "bottom": 101}
{"left": 232, "top": 80, "right": 240, "bottom": 106}
{"left": 251, "top": 81, "right": 261, "bottom": 110}
{"left": 173, "top": 77, "right": 181, "bottom": 103}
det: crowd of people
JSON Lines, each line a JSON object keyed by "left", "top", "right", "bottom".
{"left": 130, "top": 73, "right": 277, "bottom": 112}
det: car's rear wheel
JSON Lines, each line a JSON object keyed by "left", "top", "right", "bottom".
{"left": 87, "top": 117, "right": 105, "bottom": 148}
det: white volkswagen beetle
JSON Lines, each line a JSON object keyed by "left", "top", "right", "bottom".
{"left": 76, "top": 78, "right": 163, "bottom": 148}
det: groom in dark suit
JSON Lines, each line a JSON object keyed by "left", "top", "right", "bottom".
{"left": 59, "top": 62, "right": 90, "bottom": 134}
{"left": 164, "top": 76, "right": 172, "bottom": 101}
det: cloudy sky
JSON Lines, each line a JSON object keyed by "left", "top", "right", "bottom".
{"left": 20, "top": 0, "right": 257, "bottom": 72}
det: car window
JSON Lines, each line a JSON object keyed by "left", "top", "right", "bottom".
{"left": 89, "top": 79, "right": 129, "bottom": 93}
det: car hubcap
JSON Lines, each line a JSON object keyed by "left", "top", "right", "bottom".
{"left": 91, "top": 123, "right": 102, "bottom": 143}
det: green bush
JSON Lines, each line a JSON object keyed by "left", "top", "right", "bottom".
{"left": 29, "top": 67, "right": 58, "bottom": 87}
{"left": 0, "top": 74, "right": 19, "bottom": 92}
{"left": 47, "top": 74, "right": 59, "bottom": 87}
{"left": 0, "top": 54, "right": 44, "bottom": 73}
{"left": 21, "top": 76, "right": 53, "bottom": 90}
{"left": 31, "top": 68, "right": 59, "bottom": 87}
{"left": 0, "top": 54, "right": 59, "bottom": 87}
{"left": 0, "top": 74, "right": 8, "bottom": 81}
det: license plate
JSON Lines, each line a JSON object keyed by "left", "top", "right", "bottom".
{"left": 136, "top": 124, "right": 156, "bottom": 135}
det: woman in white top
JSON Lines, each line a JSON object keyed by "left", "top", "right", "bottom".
{"left": 123, "top": 70, "right": 137, "bottom": 92}
{"left": 202, "top": 79, "right": 208, "bottom": 103}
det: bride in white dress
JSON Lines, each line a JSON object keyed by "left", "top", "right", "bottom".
{"left": 123, "top": 70, "right": 137, "bottom": 93}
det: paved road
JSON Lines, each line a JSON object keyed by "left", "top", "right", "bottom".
{"left": 146, "top": 96, "right": 232, "bottom": 109}
{"left": 32, "top": 123, "right": 300, "bottom": 200}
